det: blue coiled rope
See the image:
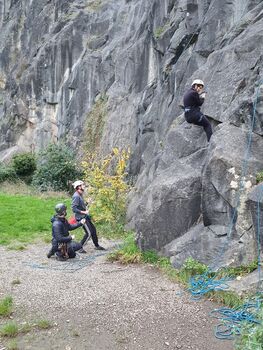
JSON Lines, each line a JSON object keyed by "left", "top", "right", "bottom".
{"left": 188, "top": 274, "right": 230, "bottom": 300}
{"left": 211, "top": 299, "right": 262, "bottom": 340}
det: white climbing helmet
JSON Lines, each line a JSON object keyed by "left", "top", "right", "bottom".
{"left": 73, "top": 180, "right": 84, "bottom": 189}
{"left": 192, "top": 79, "right": 204, "bottom": 87}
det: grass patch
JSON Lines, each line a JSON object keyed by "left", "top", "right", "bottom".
{"left": 0, "top": 192, "right": 71, "bottom": 245}
{"left": 19, "top": 322, "right": 32, "bottom": 334}
{"left": 0, "top": 322, "right": 19, "bottom": 337}
{"left": 108, "top": 234, "right": 142, "bottom": 264}
{"left": 35, "top": 319, "right": 52, "bottom": 329}
{"left": 6, "top": 339, "right": 18, "bottom": 350}
{"left": 0, "top": 296, "right": 13, "bottom": 317}
{"left": 0, "top": 183, "right": 127, "bottom": 246}
{"left": 207, "top": 290, "right": 244, "bottom": 308}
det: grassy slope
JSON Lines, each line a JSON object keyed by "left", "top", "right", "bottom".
{"left": 0, "top": 192, "right": 73, "bottom": 245}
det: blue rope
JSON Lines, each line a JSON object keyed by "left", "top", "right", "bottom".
{"left": 211, "top": 300, "right": 262, "bottom": 340}
{"left": 188, "top": 274, "right": 230, "bottom": 300}
{"left": 23, "top": 251, "right": 108, "bottom": 273}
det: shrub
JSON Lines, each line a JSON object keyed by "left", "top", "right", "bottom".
{"left": 82, "top": 148, "right": 130, "bottom": 236}
{"left": 0, "top": 163, "right": 17, "bottom": 183}
{"left": 32, "top": 143, "right": 82, "bottom": 192}
{"left": 256, "top": 170, "right": 263, "bottom": 184}
{"left": 11, "top": 152, "right": 36, "bottom": 183}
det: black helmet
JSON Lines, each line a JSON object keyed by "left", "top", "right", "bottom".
{"left": 55, "top": 203, "right": 67, "bottom": 216}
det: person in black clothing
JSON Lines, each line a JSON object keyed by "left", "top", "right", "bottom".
{"left": 47, "top": 203, "right": 85, "bottom": 260}
{"left": 183, "top": 79, "right": 213, "bottom": 142}
{"left": 71, "top": 180, "right": 105, "bottom": 253}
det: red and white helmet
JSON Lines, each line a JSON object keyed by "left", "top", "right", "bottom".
{"left": 73, "top": 180, "right": 84, "bottom": 189}
{"left": 192, "top": 79, "right": 204, "bottom": 87}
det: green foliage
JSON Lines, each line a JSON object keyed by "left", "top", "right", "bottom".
{"left": 236, "top": 306, "right": 263, "bottom": 350}
{"left": 208, "top": 290, "right": 244, "bottom": 309}
{"left": 181, "top": 257, "right": 208, "bottom": 275}
{"left": 154, "top": 23, "right": 169, "bottom": 39}
{"left": 142, "top": 250, "right": 160, "bottom": 264}
{"left": 0, "top": 162, "right": 17, "bottom": 183}
{"left": 217, "top": 260, "right": 258, "bottom": 279}
{"left": 256, "top": 170, "right": 263, "bottom": 184}
{"left": 83, "top": 95, "right": 108, "bottom": 153}
{"left": 12, "top": 153, "right": 36, "bottom": 178}
{"left": 0, "top": 296, "right": 13, "bottom": 317}
{"left": 0, "top": 322, "right": 18, "bottom": 337}
{"left": 32, "top": 143, "right": 82, "bottom": 191}
{"left": 108, "top": 233, "right": 142, "bottom": 264}
{"left": 6, "top": 339, "right": 18, "bottom": 350}
{"left": 0, "top": 192, "right": 71, "bottom": 245}
{"left": 36, "top": 319, "right": 52, "bottom": 329}
{"left": 82, "top": 148, "right": 130, "bottom": 237}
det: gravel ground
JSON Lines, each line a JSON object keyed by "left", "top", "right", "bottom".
{"left": 0, "top": 240, "right": 235, "bottom": 350}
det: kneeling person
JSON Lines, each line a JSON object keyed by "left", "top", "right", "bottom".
{"left": 47, "top": 203, "right": 85, "bottom": 260}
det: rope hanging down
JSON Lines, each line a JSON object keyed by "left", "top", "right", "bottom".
{"left": 188, "top": 79, "right": 263, "bottom": 340}
{"left": 189, "top": 78, "right": 263, "bottom": 295}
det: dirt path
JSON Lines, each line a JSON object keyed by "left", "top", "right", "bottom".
{"left": 0, "top": 240, "right": 235, "bottom": 350}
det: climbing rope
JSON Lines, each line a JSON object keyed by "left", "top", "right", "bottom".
{"left": 211, "top": 299, "right": 262, "bottom": 340}
{"left": 23, "top": 250, "right": 111, "bottom": 273}
{"left": 188, "top": 273, "right": 230, "bottom": 300}
{"left": 189, "top": 77, "right": 263, "bottom": 281}
{"left": 187, "top": 78, "right": 263, "bottom": 339}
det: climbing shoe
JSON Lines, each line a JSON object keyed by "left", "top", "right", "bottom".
{"left": 95, "top": 245, "right": 106, "bottom": 251}
{"left": 56, "top": 255, "right": 67, "bottom": 261}
{"left": 79, "top": 248, "right": 87, "bottom": 254}
{"left": 47, "top": 250, "right": 54, "bottom": 258}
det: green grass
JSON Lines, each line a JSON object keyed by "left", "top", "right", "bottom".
{"left": 0, "top": 187, "right": 126, "bottom": 246}
{"left": 0, "top": 296, "right": 13, "bottom": 317}
{"left": 235, "top": 306, "right": 263, "bottom": 349}
{"left": 0, "top": 322, "right": 19, "bottom": 337}
{"left": 35, "top": 319, "right": 52, "bottom": 329}
{"left": 0, "top": 192, "right": 71, "bottom": 245}
{"left": 6, "top": 339, "right": 18, "bottom": 350}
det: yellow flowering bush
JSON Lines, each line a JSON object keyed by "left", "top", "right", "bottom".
{"left": 82, "top": 148, "right": 130, "bottom": 236}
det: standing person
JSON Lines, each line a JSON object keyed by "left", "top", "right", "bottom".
{"left": 47, "top": 203, "right": 85, "bottom": 261}
{"left": 183, "top": 79, "right": 213, "bottom": 142}
{"left": 71, "top": 180, "right": 105, "bottom": 252}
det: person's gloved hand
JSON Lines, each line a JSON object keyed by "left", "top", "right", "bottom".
{"left": 71, "top": 235, "right": 75, "bottom": 240}
{"left": 80, "top": 218, "right": 86, "bottom": 225}
{"left": 199, "top": 92, "right": 206, "bottom": 99}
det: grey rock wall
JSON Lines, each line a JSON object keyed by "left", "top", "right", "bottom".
{"left": 1, "top": 0, "right": 263, "bottom": 269}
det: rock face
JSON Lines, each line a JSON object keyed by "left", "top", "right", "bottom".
{"left": 1, "top": 0, "right": 263, "bottom": 269}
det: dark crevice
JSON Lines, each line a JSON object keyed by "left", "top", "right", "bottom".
{"left": 167, "top": 32, "right": 199, "bottom": 67}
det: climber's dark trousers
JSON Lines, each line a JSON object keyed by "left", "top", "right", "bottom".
{"left": 185, "top": 111, "right": 213, "bottom": 142}
{"left": 80, "top": 216, "right": 99, "bottom": 247}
